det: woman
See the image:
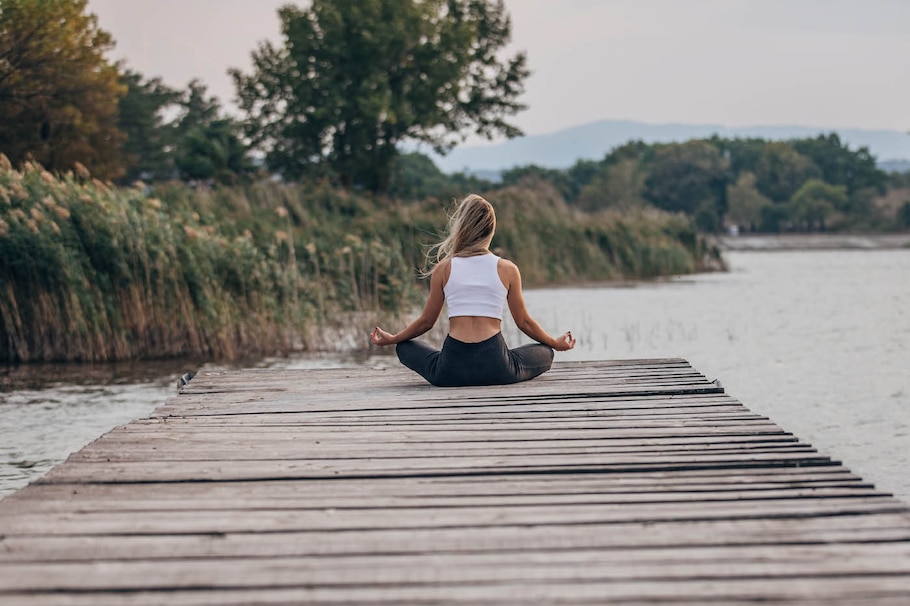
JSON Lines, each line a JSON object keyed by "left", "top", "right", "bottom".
{"left": 369, "top": 194, "right": 576, "bottom": 386}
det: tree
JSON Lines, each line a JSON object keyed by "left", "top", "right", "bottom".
{"left": 576, "top": 158, "right": 647, "bottom": 212}
{"left": 118, "top": 74, "right": 253, "bottom": 185}
{"left": 0, "top": 0, "right": 125, "bottom": 179}
{"left": 644, "top": 141, "right": 731, "bottom": 230}
{"left": 789, "top": 179, "right": 847, "bottom": 231}
{"left": 501, "top": 164, "right": 574, "bottom": 200}
{"left": 708, "top": 136, "right": 767, "bottom": 178}
{"left": 173, "top": 80, "right": 221, "bottom": 141}
{"left": 556, "top": 159, "right": 599, "bottom": 204}
{"left": 900, "top": 201, "right": 910, "bottom": 230}
{"left": 753, "top": 142, "right": 820, "bottom": 203}
{"left": 174, "top": 118, "right": 255, "bottom": 184}
{"left": 791, "top": 133, "right": 885, "bottom": 196}
{"left": 231, "top": 0, "right": 529, "bottom": 192}
{"left": 387, "top": 152, "right": 492, "bottom": 200}
{"left": 117, "top": 69, "right": 182, "bottom": 182}
{"left": 725, "top": 172, "right": 772, "bottom": 232}
{"left": 172, "top": 80, "right": 254, "bottom": 184}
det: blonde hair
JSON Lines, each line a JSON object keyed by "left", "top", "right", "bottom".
{"left": 424, "top": 194, "right": 496, "bottom": 274}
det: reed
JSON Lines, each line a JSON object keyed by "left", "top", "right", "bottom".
{"left": 0, "top": 158, "right": 722, "bottom": 363}
{"left": 489, "top": 181, "right": 721, "bottom": 285}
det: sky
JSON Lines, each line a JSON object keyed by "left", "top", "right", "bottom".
{"left": 87, "top": 0, "right": 910, "bottom": 140}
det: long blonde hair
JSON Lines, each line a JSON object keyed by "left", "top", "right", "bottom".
{"left": 424, "top": 194, "right": 496, "bottom": 274}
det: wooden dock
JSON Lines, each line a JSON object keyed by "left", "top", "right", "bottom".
{"left": 1, "top": 359, "right": 909, "bottom": 605}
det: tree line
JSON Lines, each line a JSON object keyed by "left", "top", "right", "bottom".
{"left": 486, "top": 134, "right": 910, "bottom": 233}
{"left": 2, "top": 0, "right": 907, "bottom": 233}
{"left": 391, "top": 132, "right": 910, "bottom": 233}
{"left": 1, "top": 0, "right": 526, "bottom": 190}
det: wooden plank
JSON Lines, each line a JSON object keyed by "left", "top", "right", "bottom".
{"left": 4, "top": 513, "right": 910, "bottom": 562}
{"left": 0, "top": 486, "right": 888, "bottom": 518}
{"left": 2, "top": 497, "right": 905, "bottom": 536}
{"left": 4, "top": 580, "right": 910, "bottom": 606}
{"left": 3, "top": 544, "right": 910, "bottom": 592}
{"left": 34, "top": 453, "right": 841, "bottom": 485}
{"left": 67, "top": 444, "right": 821, "bottom": 464}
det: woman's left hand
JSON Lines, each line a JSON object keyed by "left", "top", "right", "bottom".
{"left": 370, "top": 326, "right": 396, "bottom": 347}
{"left": 553, "top": 331, "right": 576, "bottom": 351}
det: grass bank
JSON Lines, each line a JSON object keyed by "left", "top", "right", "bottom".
{"left": 0, "top": 159, "right": 722, "bottom": 363}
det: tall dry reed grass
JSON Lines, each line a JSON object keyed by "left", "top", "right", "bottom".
{"left": 0, "top": 158, "right": 721, "bottom": 363}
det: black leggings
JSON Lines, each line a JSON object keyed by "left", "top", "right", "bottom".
{"left": 396, "top": 333, "right": 554, "bottom": 387}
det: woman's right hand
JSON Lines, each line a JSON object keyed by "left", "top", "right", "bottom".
{"left": 552, "top": 331, "right": 576, "bottom": 351}
{"left": 370, "top": 326, "right": 396, "bottom": 347}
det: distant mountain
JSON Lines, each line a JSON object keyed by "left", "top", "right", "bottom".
{"left": 879, "top": 159, "right": 910, "bottom": 174}
{"left": 430, "top": 120, "right": 910, "bottom": 175}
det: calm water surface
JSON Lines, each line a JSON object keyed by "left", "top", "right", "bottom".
{"left": 1, "top": 249, "right": 908, "bottom": 500}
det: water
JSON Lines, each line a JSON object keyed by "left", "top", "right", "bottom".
{"left": 1, "top": 249, "right": 908, "bottom": 501}
{"left": 0, "top": 362, "right": 190, "bottom": 495}
{"left": 507, "top": 249, "right": 910, "bottom": 501}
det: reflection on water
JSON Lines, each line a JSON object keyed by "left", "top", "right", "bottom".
{"left": 2, "top": 250, "right": 908, "bottom": 502}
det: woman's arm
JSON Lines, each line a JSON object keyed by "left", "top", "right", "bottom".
{"left": 501, "top": 260, "right": 576, "bottom": 351}
{"left": 370, "top": 260, "right": 449, "bottom": 346}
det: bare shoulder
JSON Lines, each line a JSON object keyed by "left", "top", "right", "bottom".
{"left": 431, "top": 257, "right": 452, "bottom": 284}
{"left": 496, "top": 257, "right": 520, "bottom": 289}
{"left": 497, "top": 257, "right": 520, "bottom": 275}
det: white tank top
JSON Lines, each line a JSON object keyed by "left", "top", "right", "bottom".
{"left": 444, "top": 254, "right": 507, "bottom": 320}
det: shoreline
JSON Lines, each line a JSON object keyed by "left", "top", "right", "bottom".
{"left": 717, "top": 233, "right": 910, "bottom": 251}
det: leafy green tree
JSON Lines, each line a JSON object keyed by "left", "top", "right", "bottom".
{"left": 753, "top": 142, "right": 820, "bottom": 203}
{"left": 231, "top": 0, "right": 529, "bottom": 192}
{"left": 791, "top": 133, "right": 885, "bottom": 196}
{"left": 760, "top": 202, "right": 791, "bottom": 233}
{"left": 562, "top": 159, "right": 600, "bottom": 204}
{"left": 117, "top": 69, "right": 182, "bottom": 182}
{"left": 726, "top": 172, "right": 772, "bottom": 231}
{"left": 117, "top": 74, "right": 252, "bottom": 185}
{"left": 899, "top": 201, "right": 910, "bottom": 229}
{"left": 570, "top": 141, "right": 657, "bottom": 211}
{"left": 501, "top": 164, "right": 574, "bottom": 200}
{"left": 576, "top": 158, "right": 647, "bottom": 212}
{"left": 173, "top": 80, "right": 220, "bottom": 140}
{"left": 389, "top": 152, "right": 492, "bottom": 201}
{"left": 708, "top": 136, "right": 767, "bottom": 178}
{"left": 603, "top": 140, "right": 659, "bottom": 167}
{"left": 171, "top": 80, "right": 254, "bottom": 184}
{"left": 174, "top": 119, "right": 255, "bottom": 184}
{"left": 840, "top": 186, "right": 883, "bottom": 229}
{"left": 644, "top": 141, "right": 731, "bottom": 230}
{"left": 389, "top": 152, "right": 451, "bottom": 200}
{"left": 788, "top": 179, "right": 847, "bottom": 231}
{"left": 0, "top": 0, "right": 125, "bottom": 179}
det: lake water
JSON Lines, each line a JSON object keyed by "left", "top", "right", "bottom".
{"left": 1, "top": 249, "right": 908, "bottom": 501}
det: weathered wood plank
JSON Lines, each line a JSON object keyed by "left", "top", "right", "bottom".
{"left": 2, "top": 496, "right": 905, "bottom": 536}
{"left": 6, "top": 580, "right": 910, "bottom": 606}
{"left": 4, "top": 544, "right": 910, "bottom": 592}
{"left": 35, "top": 453, "right": 840, "bottom": 485}
{"left": 0, "top": 487, "right": 887, "bottom": 518}
{"left": 4, "top": 513, "right": 910, "bottom": 562}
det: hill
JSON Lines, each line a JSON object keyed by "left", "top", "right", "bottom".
{"left": 879, "top": 159, "right": 910, "bottom": 173}
{"left": 431, "top": 120, "right": 910, "bottom": 175}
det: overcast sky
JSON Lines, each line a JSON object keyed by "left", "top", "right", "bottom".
{"left": 88, "top": 0, "right": 910, "bottom": 139}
